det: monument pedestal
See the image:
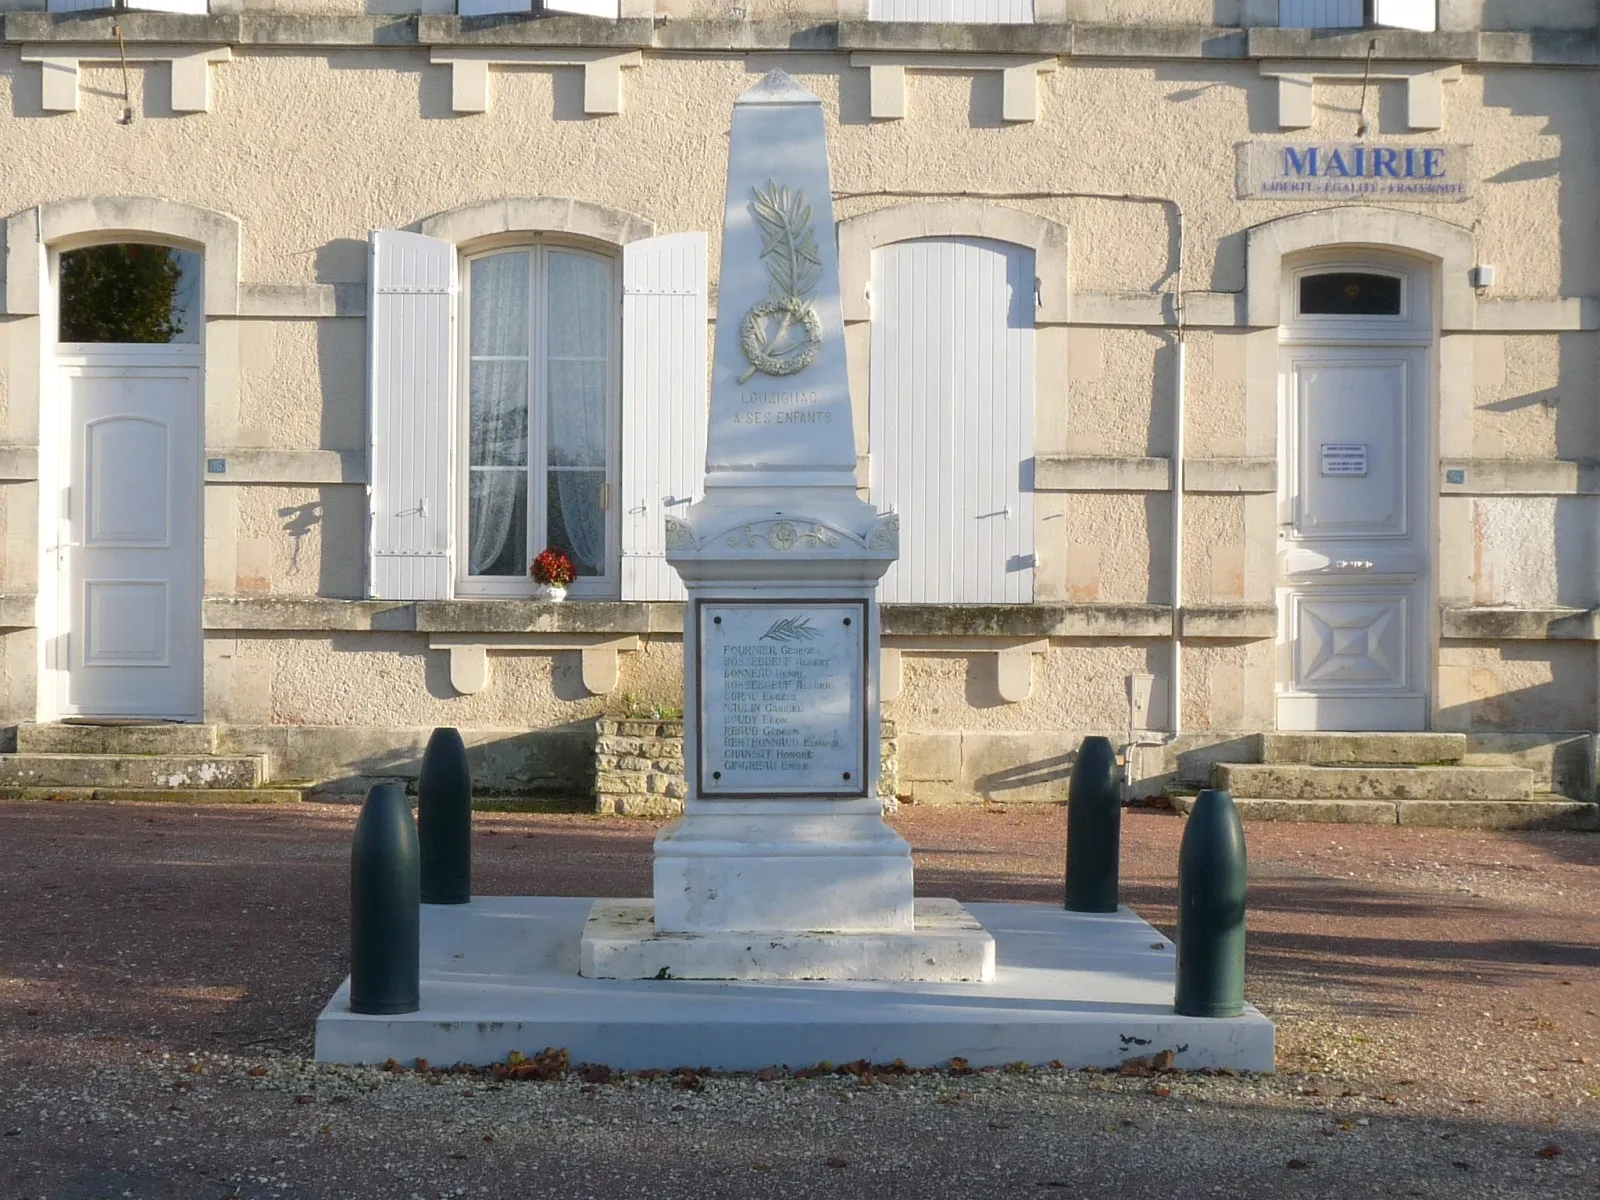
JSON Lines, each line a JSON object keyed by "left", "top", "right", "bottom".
{"left": 580, "top": 898, "right": 995, "bottom": 982}
{"left": 654, "top": 809, "right": 914, "bottom": 933}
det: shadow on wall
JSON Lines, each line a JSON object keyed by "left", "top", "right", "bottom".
{"left": 1437, "top": 644, "right": 1594, "bottom": 734}
{"left": 302, "top": 725, "right": 598, "bottom": 804}
{"left": 972, "top": 751, "right": 1075, "bottom": 799}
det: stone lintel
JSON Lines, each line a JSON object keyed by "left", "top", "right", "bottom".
{"left": 1440, "top": 458, "right": 1600, "bottom": 495}
{"left": 428, "top": 633, "right": 642, "bottom": 696}
{"left": 1179, "top": 604, "right": 1276, "bottom": 641}
{"left": 429, "top": 46, "right": 642, "bottom": 115}
{"left": 1035, "top": 455, "right": 1277, "bottom": 494}
{"left": 19, "top": 43, "right": 231, "bottom": 113}
{"left": 1441, "top": 606, "right": 1600, "bottom": 642}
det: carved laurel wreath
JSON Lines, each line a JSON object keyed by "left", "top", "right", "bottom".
{"left": 738, "top": 180, "right": 823, "bottom": 384}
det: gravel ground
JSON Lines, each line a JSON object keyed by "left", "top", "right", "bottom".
{"left": 1, "top": 800, "right": 1597, "bottom": 1199}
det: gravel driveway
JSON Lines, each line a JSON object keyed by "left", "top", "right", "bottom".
{"left": 1, "top": 801, "right": 1596, "bottom": 1199}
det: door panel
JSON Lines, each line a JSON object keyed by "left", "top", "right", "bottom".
{"left": 59, "top": 367, "right": 201, "bottom": 718}
{"left": 869, "top": 237, "right": 1035, "bottom": 605}
{"left": 1277, "top": 345, "right": 1429, "bottom": 732}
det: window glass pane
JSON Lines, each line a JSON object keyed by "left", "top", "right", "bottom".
{"left": 548, "top": 360, "right": 607, "bottom": 468}
{"left": 546, "top": 251, "right": 609, "bottom": 359}
{"left": 1299, "top": 273, "right": 1402, "bottom": 317}
{"left": 467, "top": 469, "right": 527, "bottom": 576}
{"left": 469, "top": 360, "right": 528, "bottom": 467}
{"left": 58, "top": 244, "right": 201, "bottom": 344}
{"left": 547, "top": 470, "right": 605, "bottom": 577}
{"left": 470, "top": 252, "right": 530, "bottom": 358}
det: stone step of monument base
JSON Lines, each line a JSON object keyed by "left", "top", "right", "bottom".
{"left": 1213, "top": 762, "right": 1535, "bottom": 802}
{"left": 1256, "top": 731, "right": 1467, "bottom": 766}
{"left": 0, "top": 752, "right": 267, "bottom": 790}
{"left": 0, "top": 785, "right": 304, "bottom": 806}
{"left": 1167, "top": 793, "right": 1598, "bottom": 831}
{"left": 16, "top": 721, "right": 218, "bottom": 756}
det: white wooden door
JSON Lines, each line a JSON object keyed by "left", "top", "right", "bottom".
{"left": 55, "top": 363, "right": 202, "bottom": 719}
{"left": 870, "top": 237, "right": 1035, "bottom": 605}
{"left": 1277, "top": 345, "right": 1429, "bottom": 731}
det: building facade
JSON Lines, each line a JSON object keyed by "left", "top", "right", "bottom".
{"left": 0, "top": 0, "right": 1595, "bottom": 802}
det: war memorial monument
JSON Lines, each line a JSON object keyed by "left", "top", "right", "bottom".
{"left": 315, "top": 72, "right": 1274, "bottom": 1073}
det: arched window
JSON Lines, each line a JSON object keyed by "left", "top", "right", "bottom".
{"left": 1297, "top": 272, "right": 1403, "bottom": 318}
{"left": 460, "top": 244, "right": 615, "bottom": 590}
{"left": 57, "top": 244, "right": 201, "bottom": 345}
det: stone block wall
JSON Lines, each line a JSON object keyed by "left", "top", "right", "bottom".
{"left": 594, "top": 717, "right": 902, "bottom": 816}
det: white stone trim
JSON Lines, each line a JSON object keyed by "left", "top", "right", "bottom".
{"left": 428, "top": 48, "right": 642, "bottom": 116}
{"left": 848, "top": 53, "right": 1058, "bottom": 123}
{"left": 428, "top": 633, "right": 641, "bottom": 696}
{"left": 20, "top": 43, "right": 231, "bottom": 115}
{"left": 418, "top": 196, "right": 655, "bottom": 250}
{"left": 837, "top": 199, "right": 1069, "bottom": 325}
{"left": 1245, "top": 206, "right": 1476, "bottom": 330}
{"left": 882, "top": 639, "right": 1050, "bottom": 704}
{"left": 1259, "top": 60, "right": 1462, "bottom": 131}
{"left": 5, "top": 195, "right": 243, "bottom": 317}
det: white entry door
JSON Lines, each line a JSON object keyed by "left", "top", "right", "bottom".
{"left": 54, "top": 363, "right": 202, "bottom": 719}
{"left": 1277, "top": 341, "right": 1431, "bottom": 731}
{"left": 869, "top": 236, "right": 1035, "bottom": 604}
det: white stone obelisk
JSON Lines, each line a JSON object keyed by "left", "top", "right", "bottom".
{"left": 580, "top": 71, "right": 993, "bottom": 982}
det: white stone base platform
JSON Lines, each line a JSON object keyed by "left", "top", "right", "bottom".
{"left": 314, "top": 897, "right": 1276, "bottom": 1073}
{"left": 580, "top": 898, "right": 996, "bottom": 982}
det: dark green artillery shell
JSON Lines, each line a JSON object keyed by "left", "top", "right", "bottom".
{"left": 350, "top": 782, "right": 420, "bottom": 1015}
{"left": 418, "top": 726, "right": 472, "bottom": 905}
{"left": 1064, "top": 735, "right": 1122, "bottom": 913}
{"left": 1175, "top": 788, "right": 1248, "bottom": 1019}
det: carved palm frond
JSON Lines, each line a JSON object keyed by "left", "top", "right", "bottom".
{"left": 751, "top": 179, "right": 822, "bottom": 300}
{"left": 759, "top": 616, "right": 821, "bottom": 643}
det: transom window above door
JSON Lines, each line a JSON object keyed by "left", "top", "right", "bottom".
{"left": 1298, "top": 272, "right": 1403, "bottom": 318}
{"left": 461, "top": 245, "right": 616, "bottom": 595}
{"left": 57, "top": 244, "right": 202, "bottom": 345}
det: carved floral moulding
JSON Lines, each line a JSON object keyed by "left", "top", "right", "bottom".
{"left": 665, "top": 513, "right": 898, "bottom": 557}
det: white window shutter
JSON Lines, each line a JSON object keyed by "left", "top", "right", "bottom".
{"left": 541, "top": 0, "right": 620, "bottom": 15}
{"left": 458, "top": 0, "right": 533, "bottom": 15}
{"left": 1278, "top": 0, "right": 1363, "bottom": 26}
{"left": 1372, "top": 0, "right": 1436, "bottom": 31}
{"left": 620, "top": 232, "right": 708, "bottom": 602}
{"left": 368, "top": 230, "right": 455, "bottom": 601}
{"left": 49, "top": 0, "right": 209, "bottom": 10}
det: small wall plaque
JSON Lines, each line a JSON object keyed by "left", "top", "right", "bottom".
{"left": 206, "top": 457, "right": 227, "bottom": 475}
{"left": 1320, "top": 444, "right": 1368, "bottom": 477}
{"left": 1446, "top": 468, "right": 1466, "bottom": 485}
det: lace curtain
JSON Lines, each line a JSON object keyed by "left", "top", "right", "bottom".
{"left": 466, "top": 248, "right": 609, "bottom": 580}
{"left": 467, "top": 252, "right": 529, "bottom": 576}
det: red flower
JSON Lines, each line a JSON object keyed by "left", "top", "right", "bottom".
{"left": 530, "top": 548, "right": 576, "bottom": 587}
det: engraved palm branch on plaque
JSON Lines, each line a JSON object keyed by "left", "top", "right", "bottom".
{"left": 759, "top": 616, "right": 822, "bottom": 643}
{"left": 738, "top": 180, "right": 824, "bottom": 384}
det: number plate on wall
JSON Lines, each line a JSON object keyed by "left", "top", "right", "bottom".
{"left": 697, "top": 599, "right": 867, "bottom": 799}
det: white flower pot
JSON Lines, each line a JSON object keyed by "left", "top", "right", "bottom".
{"left": 534, "top": 583, "right": 567, "bottom": 603}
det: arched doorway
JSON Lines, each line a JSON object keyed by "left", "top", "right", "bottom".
{"left": 1276, "top": 251, "right": 1435, "bottom": 731}
{"left": 45, "top": 241, "right": 203, "bottom": 720}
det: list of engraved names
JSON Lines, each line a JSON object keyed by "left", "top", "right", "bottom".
{"left": 699, "top": 602, "right": 865, "bottom": 796}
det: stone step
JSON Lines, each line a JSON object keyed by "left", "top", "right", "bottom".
{"left": 1257, "top": 732, "right": 1467, "bottom": 766}
{"left": 16, "top": 722, "right": 218, "bottom": 756}
{"left": 1169, "top": 794, "right": 1598, "bottom": 831}
{"left": 0, "top": 785, "right": 302, "bottom": 805}
{"left": 0, "top": 754, "right": 265, "bottom": 790}
{"left": 1213, "top": 762, "right": 1535, "bottom": 802}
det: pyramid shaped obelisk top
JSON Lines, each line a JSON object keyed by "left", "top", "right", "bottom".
{"left": 703, "top": 71, "right": 857, "bottom": 494}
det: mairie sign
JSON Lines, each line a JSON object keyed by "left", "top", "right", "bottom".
{"left": 1237, "top": 142, "right": 1473, "bottom": 203}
